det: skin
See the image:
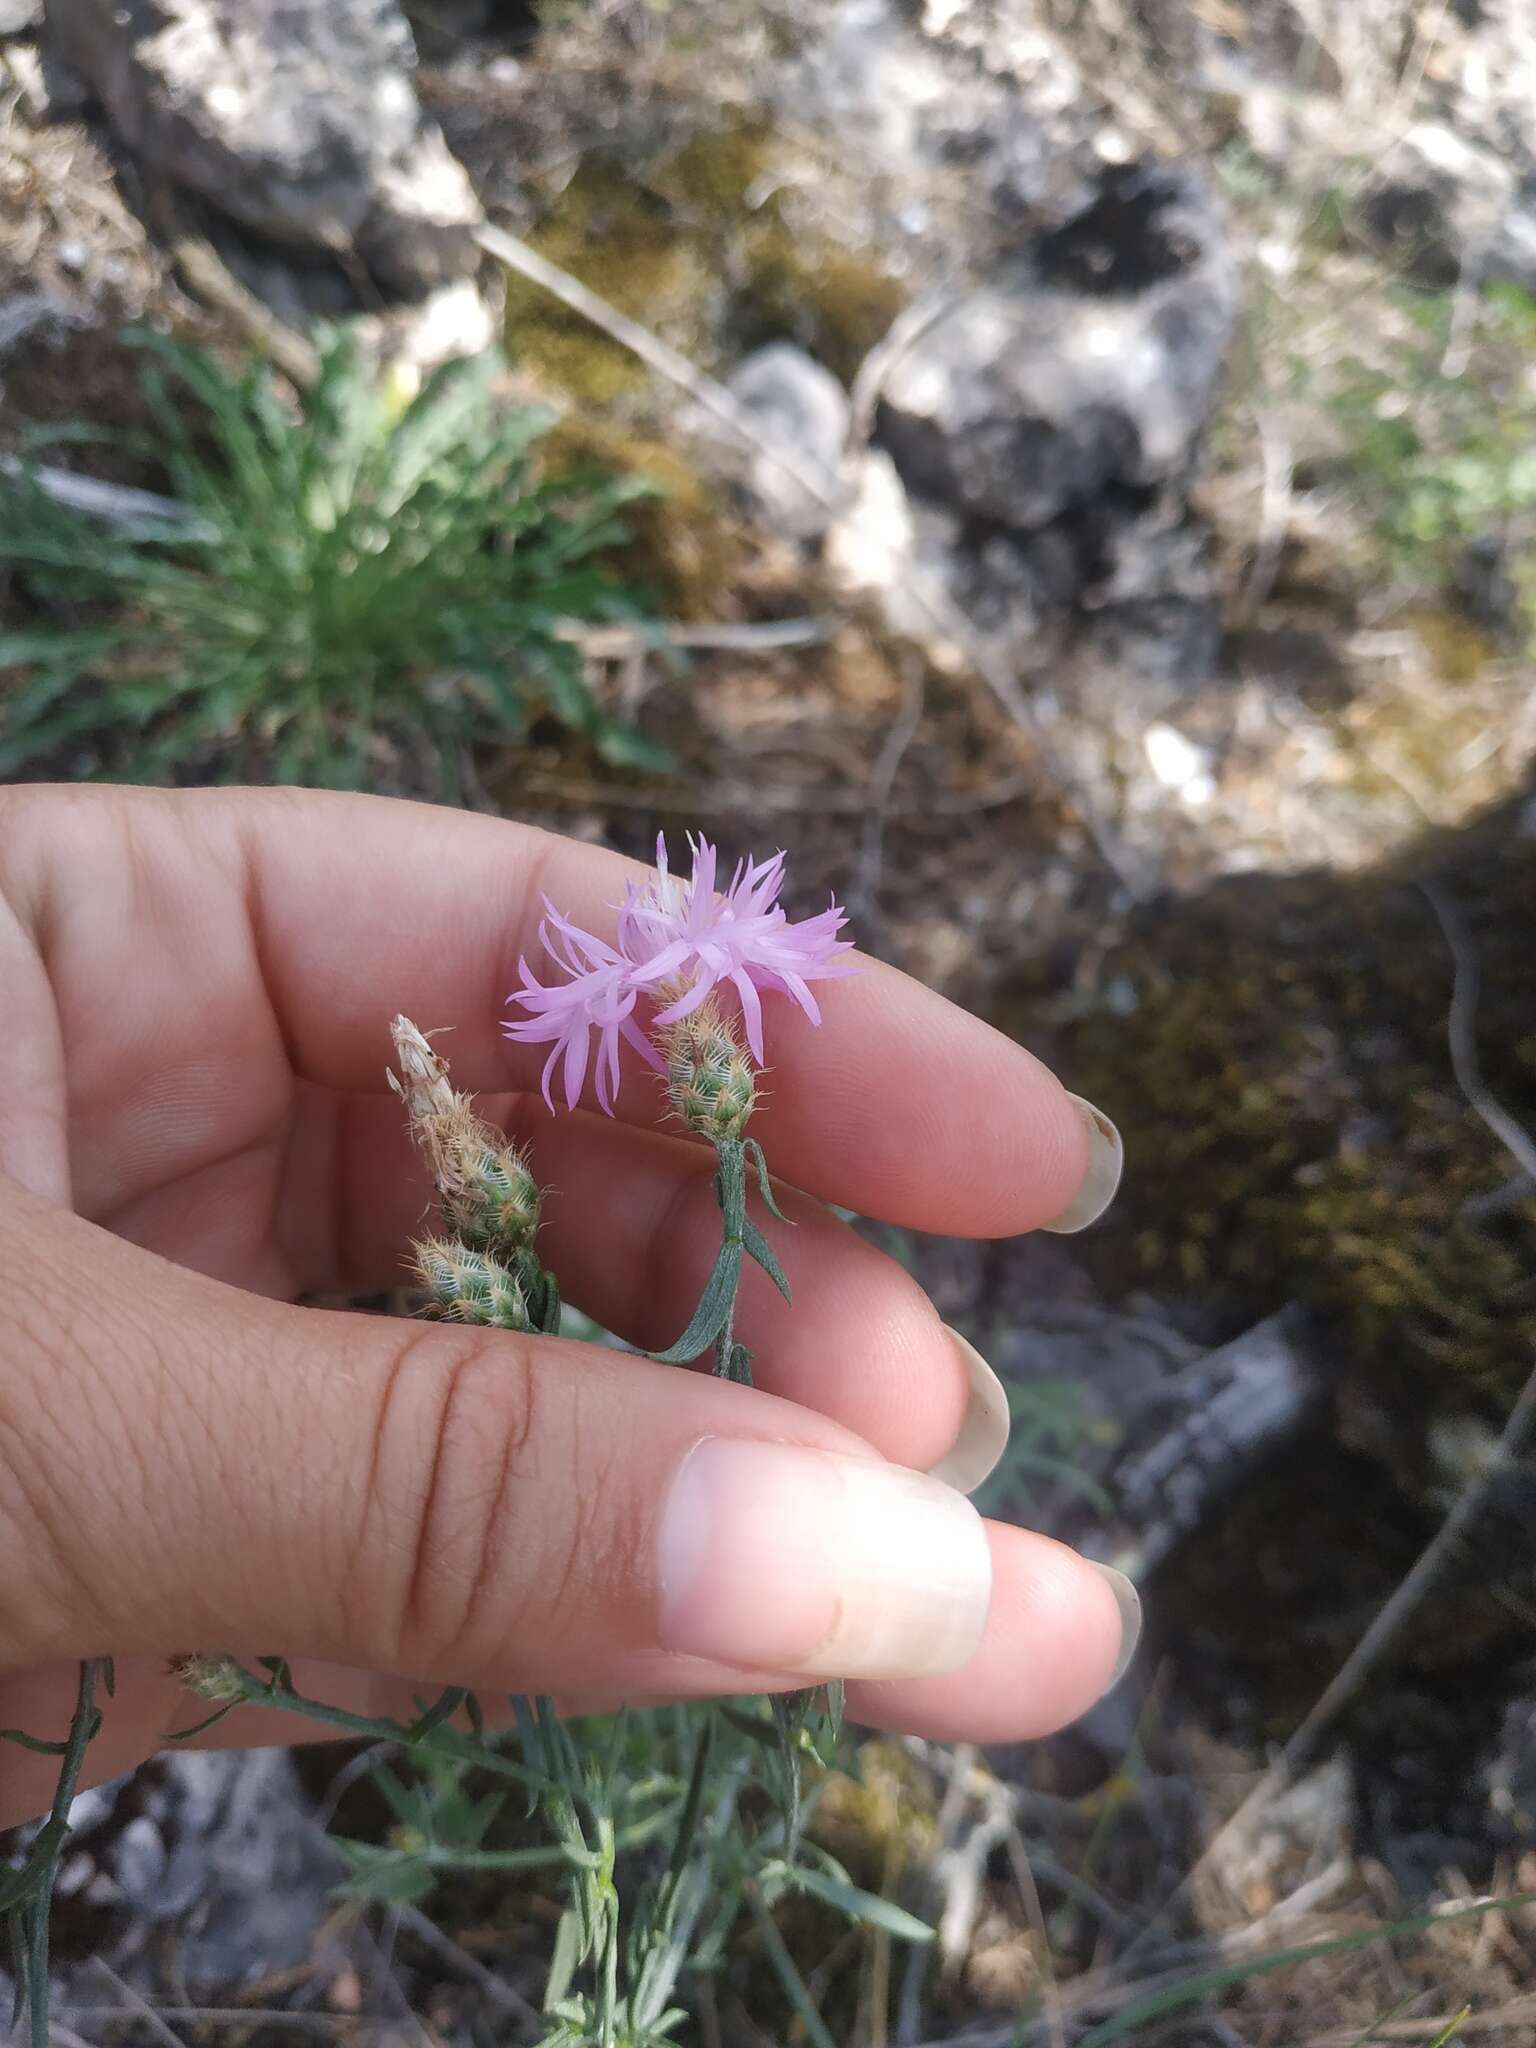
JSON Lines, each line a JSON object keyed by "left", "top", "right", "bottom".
{"left": 0, "top": 785, "right": 1123, "bottom": 1825}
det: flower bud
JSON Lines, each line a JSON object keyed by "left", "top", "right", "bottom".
{"left": 660, "top": 1001, "right": 757, "bottom": 1143}
{"left": 439, "top": 1141, "right": 542, "bottom": 1253}
{"left": 412, "top": 1236, "right": 532, "bottom": 1331}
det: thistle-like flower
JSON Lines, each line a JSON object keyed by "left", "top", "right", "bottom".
{"left": 504, "top": 835, "right": 854, "bottom": 1116}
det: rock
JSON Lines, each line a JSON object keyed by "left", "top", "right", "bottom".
{"left": 402, "top": 0, "right": 538, "bottom": 58}
{"left": 864, "top": 1227, "right": 1318, "bottom": 1582}
{"left": 43, "top": 0, "right": 483, "bottom": 297}
{"left": 1359, "top": 123, "right": 1536, "bottom": 295}
{"left": 356, "top": 275, "right": 499, "bottom": 385}
{"left": 720, "top": 342, "right": 849, "bottom": 540}
{"left": 1484, "top": 1692, "right": 1536, "bottom": 1849}
{"left": 878, "top": 161, "right": 1237, "bottom": 534}
{"left": 829, "top": 161, "right": 1233, "bottom": 685}
{"left": 34, "top": 1749, "right": 342, "bottom": 1995}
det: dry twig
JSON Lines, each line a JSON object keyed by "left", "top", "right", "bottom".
{"left": 395, "top": 1902, "right": 542, "bottom": 2027}
{"left": 146, "top": 184, "right": 321, "bottom": 392}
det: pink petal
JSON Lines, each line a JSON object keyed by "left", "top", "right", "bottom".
{"left": 732, "top": 967, "right": 765, "bottom": 1064}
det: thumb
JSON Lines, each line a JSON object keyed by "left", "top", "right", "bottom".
{"left": 0, "top": 1184, "right": 993, "bottom": 1697}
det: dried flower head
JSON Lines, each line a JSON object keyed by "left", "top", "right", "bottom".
{"left": 504, "top": 835, "right": 853, "bottom": 1115}
{"left": 389, "top": 1016, "right": 541, "bottom": 1253}
{"left": 175, "top": 1654, "right": 247, "bottom": 1703}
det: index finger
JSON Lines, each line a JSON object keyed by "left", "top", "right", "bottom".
{"left": 56, "top": 786, "right": 1111, "bottom": 1236}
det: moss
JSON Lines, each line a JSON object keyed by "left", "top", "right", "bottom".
{"left": 1387, "top": 603, "right": 1499, "bottom": 684}
{"left": 810, "top": 1740, "right": 939, "bottom": 1890}
{"left": 541, "top": 415, "right": 745, "bottom": 618}
{"left": 735, "top": 229, "right": 908, "bottom": 386}
{"left": 1015, "top": 807, "right": 1536, "bottom": 1409}
{"left": 655, "top": 120, "right": 777, "bottom": 215}
{"left": 501, "top": 156, "right": 715, "bottom": 403}
{"left": 502, "top": 120, "right": 908, "bottom": 406}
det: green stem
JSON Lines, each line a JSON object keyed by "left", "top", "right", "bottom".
{"left": 410, "top": 1800, "right": 681, "bottom": 1873}
{"left": 4, "top": 1659, "right": 104, "bottom": 2048}
{"left": 204, "top": 1661, "right": 542, "bottom": 1789}
{"left": 744, "top": 1881, "right": 839, "bottom": 2048}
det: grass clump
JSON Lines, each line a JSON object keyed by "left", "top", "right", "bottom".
{"left": 0, "top": 329, "right": 667, "bottom": 791}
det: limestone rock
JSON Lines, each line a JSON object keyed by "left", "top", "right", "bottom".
{"left": 1361, "top": 122, "right": 1536, "bottom": 296}
{"left": 43, "top": 0, "right": 483, "bottom": 296}
{"left": 878, "top": 161, "right": 1237, "bottom": 534}
{"left": 721, "top": 342, "right": 849, "bottom": 540}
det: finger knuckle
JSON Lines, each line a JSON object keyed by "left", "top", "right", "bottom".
{"left": 366, "top": 1325, "right": 544, "bottom": 1674}
{"left": 0, "top": 1206, "right": 143, "bottom": 1649}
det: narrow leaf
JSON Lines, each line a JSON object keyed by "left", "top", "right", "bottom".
{"left": 824, "top": 1679, "right": 846, "bottom": 1747}
{"left": 745, "top": 1886, "right": 839, "bottom": 2048}
{"left": 167, "top": 1701, "right": 241, "bottom": 1742}
{"left": 407, "top": 1686, "right": 468, "bottom": 1741}
{"left": 719, "top": 1704, "right": 782, "bottom": 1751}
{"left": 544, "top": 1906, "right": 583, "bottom": 2013}
{"left": 651, "top": 1240, "right": 742, "bottom": 1364}
{"left": 724, "top": 1341, "right": 754, "bottom": 1385}
{"left": 334, "top": 1857, "right": 436, "bottom": 1906}
{"left": 8, "top": 1909, "right": 28, "bottom": 2028}
{"left": 742, "top": 1219, "right": 791, "bottom": 1303}
{"left": 0, "top": 1731, "right": 68, "bottom": 1757}
{"left": 745, "top": 1139, "right": 791, "bottom": 1222}
{"left": 663, "top": 1715, "right": 715, "bottom": 1901}
{"left": 715, "top": 1139, "right": 747, "bottom": 1238}
{"left": 789, "top": 1866, "right": 934, "bottom": 1945}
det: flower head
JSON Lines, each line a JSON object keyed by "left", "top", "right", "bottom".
{"left": 504, "top": 906, "right": 663, "bottom": 1115}
{"left": 504, "top": 835, "right": 854, "bottom": 1114}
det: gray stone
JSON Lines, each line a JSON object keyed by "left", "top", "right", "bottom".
{"left": 716, "top": 342, "right": 849, "bottom": 540}
{"left": 878, "top": 162, "right": 1238, "bottom": 533}
{"left": 43, "top": 0, "right": 483, "bottom": 296}
{"left": 1360, "top": 123, "right": 1536, "bottom": 296}
{"left": 5, "top": 1748, "right": 342, "bottom": 2007}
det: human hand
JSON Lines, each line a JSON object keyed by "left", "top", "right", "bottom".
{"left": 0, "top": 785, "right": 1133, "bottom": 1824}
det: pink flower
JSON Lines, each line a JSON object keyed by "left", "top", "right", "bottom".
{"left": 504, "top": 905, "right": 663, "bottom": 1115}
{"left": 504, "top": 835, "right": 855, "bottom": 1112}
{"left": 617, "top": 836, "right": 854, "bottom": 1063}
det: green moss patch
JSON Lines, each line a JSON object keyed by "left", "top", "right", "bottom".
{"left": 501, "top": 120, "right": 907, "bottom": 402}
{"left": 1021, "top": 808, "right": 1536, "bottom": 1407}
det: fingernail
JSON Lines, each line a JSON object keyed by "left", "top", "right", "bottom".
{"left": 1043, "top": 1094, "right": 1123, "bottom": 1233}
{"left": 927, "top": 1326, "right": 1011, "bottom": 1495}
{"left": 1089, "top": 1561, "right": 1142, "bottom": 1691}
{"left": 657, "top": 1439, "right": 993, "bottom": 1681}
